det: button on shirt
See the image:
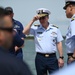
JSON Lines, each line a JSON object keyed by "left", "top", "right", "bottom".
{"left": 30, "top": 24, "right": 63, "bottom": 53}
{"left": 65, "top": 14, "right": 75, "bottom": 53}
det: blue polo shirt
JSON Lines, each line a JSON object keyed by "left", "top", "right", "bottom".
{"left": 9, "top": 32, "right": 24, "bottom": 54}
{"left": 12, "top": 19, "right": 25, "bottom": 53}
{"left": 13, "top": 19, "right": 25, "bottom": 38}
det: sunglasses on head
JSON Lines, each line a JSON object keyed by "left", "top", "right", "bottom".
{"left": 0, "top": 27, "right": 13, "bottom": 32}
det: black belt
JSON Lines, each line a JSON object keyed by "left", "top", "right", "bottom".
{"left": 37, "top": 52, "right": 56, "bottom": 57}
{"left": 67, "top": 53, "right": 73, "bottom": 56}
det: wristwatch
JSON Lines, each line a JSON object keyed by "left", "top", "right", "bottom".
{"left": 59, "top": 56, "right": 64, "bottom": 59}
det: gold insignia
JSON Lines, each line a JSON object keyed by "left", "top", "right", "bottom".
{"left": 39, "top": 10, "right": 43, "bottom": 14}
{"left": 66, "top": 2, "right": 70, "bottom": 5}
{"left": 34, "top": 24, "right": 40, "bottom": 27}
{"left": 52, "top": 25, "right": 58, "bottom": 28}
{"left": 71, "top": 18, "right": 75, "bottom": 22}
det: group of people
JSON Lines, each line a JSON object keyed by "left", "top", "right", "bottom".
{"left": 0, "top": 0, "right": 75, "bottom": 75}
{"left": 0, "top": 7, "right": 32, "bottom": 75}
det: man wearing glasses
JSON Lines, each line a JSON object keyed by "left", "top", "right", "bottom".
{"left": 23, "top": 8, "right": 64, "bottom": 75}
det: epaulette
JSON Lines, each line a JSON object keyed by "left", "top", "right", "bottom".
{"left": 52, "top": 25, "right": 58, "bottom": 28}
{"left": 34, "top": 24, "right": 40, "bottom": 27}
{"left": 71, "top": 18, "right": 75, "bottom": 22}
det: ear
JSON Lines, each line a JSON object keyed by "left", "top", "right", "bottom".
{"left": 13, "top": 13, "right": 14, "bottom": 17}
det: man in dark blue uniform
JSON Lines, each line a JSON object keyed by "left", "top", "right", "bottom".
{"left": 0, "top": 7, "right": 32, "bottom": 75}
{"left": 9, "top": 30, "right": 24, "bottom": 57}
{"left": 5, "top": 7, "right": 25, "bottom": 60}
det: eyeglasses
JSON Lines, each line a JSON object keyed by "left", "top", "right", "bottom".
{"left": 39, "top": 16, "right": 46, "bottom": 20}
{"left": 0, "top": 27, "right": 13, "bottom": 33}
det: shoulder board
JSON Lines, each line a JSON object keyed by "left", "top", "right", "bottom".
{"left": 71, "top": 18, "right": 75, "bottom": 22}
{"left": 34, "top": 24, "right": 40, "bottom": 27}
{"left": 52, "top": 25, "right": 58, "bottom": 28}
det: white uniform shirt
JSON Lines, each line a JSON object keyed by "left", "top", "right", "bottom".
{"left": 30, "top": 24, "right": 63, "bottom": 53}
{"left": 66, "top": 14, "right": 75, "bottom": 53}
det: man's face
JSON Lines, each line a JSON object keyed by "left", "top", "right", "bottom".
{"left": 65, "top": 5, "right": 73, "bottom": 18}
{"left": 0, "top": 16, "right": 13, "bottom": 49}
{"left": 39, "top": 16, "right": 49, "bottom": 24}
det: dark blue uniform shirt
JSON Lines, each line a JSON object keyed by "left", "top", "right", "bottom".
{"left": 10, "top": 19, "right": 25, "bottom": 59}
{"left": 13, "top": 19, "right": 25, "bottom": 38}
{"left": 9, "top": 32, "right": 24, "bottom": 55}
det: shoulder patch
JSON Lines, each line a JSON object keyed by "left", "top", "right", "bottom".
{"left": 34, "top": 24, "right": 40, "bottom": 27}
{"left": 52, "top": 25, "right": 58, "bottom": 28}
{"left": 71, "top": 18, "right": 75, "bottom": 22}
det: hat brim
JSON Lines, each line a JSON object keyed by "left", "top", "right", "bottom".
{"left": 63, "top": 4, "right": 71, "bottom": 10}
{"left": 37, "top": 14, "right": 48, "bottom": 18}
{"left": 63, "top": 6, "right": 67, "bottom": 10}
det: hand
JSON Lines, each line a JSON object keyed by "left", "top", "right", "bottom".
{"left": 21, "top": 38, "right": 25, "bottom": 40}
{"left": 13, "top": 29, "right": 17, "bottom": 36}
{"left": 68, "top": 57, "right": 75, "bottom": 64}
{"left": 13, "top": 29, "right": 17, "bottom": 32}
{"left": 15, "top": 46, "right": 20, "bottom": 52}
{"left": 32, "top": 15, "right": 40, "bottom": 22}
{"left": 58, "top": 58, "right": 64, "bottom": 68}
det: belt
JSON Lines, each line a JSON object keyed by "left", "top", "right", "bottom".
{"left": 37, "top": 52, "right": 56, "bottom": 57}
{"left": 67, "top": 53, "right": 73, "bottom": 56}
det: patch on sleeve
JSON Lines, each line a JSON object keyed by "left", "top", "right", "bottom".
{"left": 71, "top": 18, "right": 75, "bottom": 22}
{"left": 52, "top": 25, "right": 58, "bottom": 28}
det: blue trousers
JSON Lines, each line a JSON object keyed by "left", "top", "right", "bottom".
{"left": 35, "top": 53, "right": 59, "bottom": 75}
{"left": 9, "top": 49, "right": 23, "bottom": 60}
{"left": 16, "top": 50, "right": 23, "bottom": 60}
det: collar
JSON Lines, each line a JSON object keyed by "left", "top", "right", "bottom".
{"left": 71, "top": 14, "right": 75, "bottom": 19}
{"left": 39, "top": 23, "right": 53, "bottom": 30}
{"left": 71, "top": 14, "right": 75, "bottom": 21}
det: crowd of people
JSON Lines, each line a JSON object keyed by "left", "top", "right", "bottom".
{"left": 0, "top": 0, "right": 75, "bottom": 75}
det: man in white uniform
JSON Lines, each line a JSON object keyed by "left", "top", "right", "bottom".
{"left": 23, "top": 8, "right": 64, "bottom": 75}
{"left": 63, "top": 0, "right": 75, "bottom": 64}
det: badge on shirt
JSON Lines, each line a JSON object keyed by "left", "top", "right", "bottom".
{"left": 38, "top": 38, "right": 42, "bottom": 41}
{"left": 51, "top": 32, "right": 57, "bottom": 35}
{"left": 37, "top": 32, "right": 43, "bottom": 34}
{"left": 14, "top": 25, "right": 20, "bottom": 29}
{"left": 71, "top": 18, "right": 75, "bottom": 22}
{"left": 37, "top": 36, "right": 43, "bottom": 41}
